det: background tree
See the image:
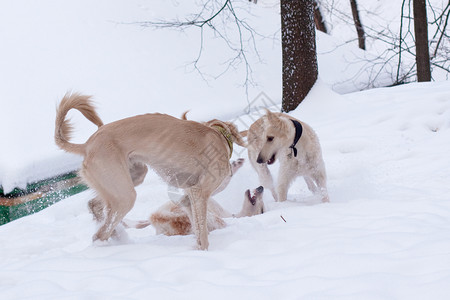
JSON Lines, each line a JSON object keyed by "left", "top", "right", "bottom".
{"left": 281, "top": 0, "right": 318, "bottom": 112}
{"left": 314, "top": 0, "right": 328, "bottom": 33}
{"left": 140, "top": 0, "right": 319, "bottom": 113}
{"left": 317, "top": 0, "right": 448, "bottom": 85}
{"left": 413, "top": 0, "right": 432, "bottom": 81}
{"left": 350, "top": 0, "right": 366, "bottom": 50}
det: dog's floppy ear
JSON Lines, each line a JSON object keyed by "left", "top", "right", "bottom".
{"left": 265, "top": 109, "right": 283, "bottom": 128}
{"left": 265, "top": 109, "right": 290, "bottom": 135}
{"left": 265, "top": 109, "right": 278, "bottom": 122}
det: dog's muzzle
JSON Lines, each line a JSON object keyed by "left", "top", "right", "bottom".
{"left": 257, "top": 154, "right": 275, "bottom": 165}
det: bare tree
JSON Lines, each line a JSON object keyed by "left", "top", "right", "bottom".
{"left": 135, "top": 0, "right": 318, "bottom": 113}
{"left": 317, "top": 0, "right": 449, "bottom": 85}
{"left": 134, "top": 0, "right": 261, "bottom": 100}
{"left": 413, "top": 0, "right": 431, "bottom": 81}
{"left": 314, "top": 0, "right": 328, "bottom": 33}
{"left": 349, "top": 0, "right": 366, "bottom": 50}
{"left": 429, "top": 1, "right": 450, "bottom": 61}
{"left": 281, "top": 0, "right": 318, "bottom": 112}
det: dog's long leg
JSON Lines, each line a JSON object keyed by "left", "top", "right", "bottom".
{"left": 117, "top": 161, "right": 150, "bottom": 229}
{"left": 304, "top": 177, "right": 318, "bottom": 194}
{"left": 88, "top": 196, "right": 105, "bottom": 222}
{"left": 276, "top": 164, "right": 298, "bottom": 202}
{"left": 89, "top": 162, "right": 148, "bottom": 227}
{"left": 186, "top": 187, "right": 209, "bottom": 250}
{"left": 312, "top": 169, "right": 329, "bottom": 203}
{"left": 82, "top": 154, "right": 137, "bottom": 242}
{"left": 248, "top": 149, "right": 278, "bottom": 201}
{"left": 94, "top": 186, "right": 137, "bottom": 241}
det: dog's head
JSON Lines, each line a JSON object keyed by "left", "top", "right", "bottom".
{"left": 256, "top": 110, "right": 291, "bottom": 165}
{"left": 241, "top": 186, "right": 265, "bottom": 216}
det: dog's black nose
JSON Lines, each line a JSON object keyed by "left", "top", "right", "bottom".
{"left": 256, "top": 156, "right": 264, "bottom": 164}
{"left": 256, "top": 186, "right": 264, "bottom": 193}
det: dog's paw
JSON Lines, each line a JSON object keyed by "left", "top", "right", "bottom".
{"left": 92, "top": 237, "right": 111, "bottom": 247}
{"left": 231, "top": 158, "right": 245, "bottom": 173}
{"left": 111, "top": 226, "right": 132, "bottom": 244}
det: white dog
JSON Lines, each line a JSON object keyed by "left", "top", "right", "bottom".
{"left": 124, "top": 185, "right": 265, "bottom": 236}
{"left": 245, "top": 110, "right": 329, "bottom": 203}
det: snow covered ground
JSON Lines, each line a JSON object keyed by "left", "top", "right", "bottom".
{"left": 1, "top": 80, "right": 450, "bottom": 299}
{"left": 1, "top": 1, "right": 450, "bottom": 299}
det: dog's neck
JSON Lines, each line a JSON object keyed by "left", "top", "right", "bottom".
{"left": 212, "top": 125, "right": 233, "bottom": 158}
{"left": 289, "top": 119, "right": 303, "bottom": 157}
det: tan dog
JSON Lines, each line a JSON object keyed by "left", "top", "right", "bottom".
{"left": 245, "top": 110, "right": 329, "bottom": 203}
{"left": 54, "top": 93, "right": 245, "bottom": 250}
{"left": 124, "top": 186, "right": 265, "bottom": 236}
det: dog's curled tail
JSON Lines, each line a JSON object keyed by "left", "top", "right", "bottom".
{"left": 239, "top": 130, "right": 248, "bottom": 137}
{"left": 181, "top": 110, "right": 189, "bottom": 120}
{"left": 55, "top": 92, "right": 104, "bottom": 155}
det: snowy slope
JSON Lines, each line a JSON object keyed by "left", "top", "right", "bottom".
{"left": 1, "top": 81, "right": 450, "bottom": 299}
{"left": 0, "top": 0, "right": 396, "bottom": 192}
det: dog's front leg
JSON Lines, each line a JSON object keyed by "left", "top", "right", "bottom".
{"left": 186, "top": 187, "right": 209, "bottom": 250}
{"left": 248, "top": 150, "right": 278, "bottom": 201}
{"left": 276, "top": 164, "right": 297, "bottom": 202}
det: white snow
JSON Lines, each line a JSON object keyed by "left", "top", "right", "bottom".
{"left": 1, "top": 0, "right": 450, "bottom": 299}
{"left": 2, "top": 80, "right": 450, "bottom": 299}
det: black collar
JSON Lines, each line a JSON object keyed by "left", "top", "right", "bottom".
{"left": 289, "top": 119, "right": 303, "bottom": 157}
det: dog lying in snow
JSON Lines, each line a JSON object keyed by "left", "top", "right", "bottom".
{"left": 124, "top": 159, "right": 265, "bottom": 235}
{"left": 124, "top": 185, "right": 265, "bottom": 236}
{"left": 54, "top": 93, "right": 246, "bottom": 250}
{"left": 244, "top": 110, "right": 329, "bottom": 203}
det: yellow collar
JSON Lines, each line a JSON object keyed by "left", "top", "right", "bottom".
{"left": 212, "top": 125, "right": 233, "bottom": 158}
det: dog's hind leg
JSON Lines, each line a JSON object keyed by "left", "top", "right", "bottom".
{"left": 314, "top": 173, "right": 329, "bottom": 203}
{"left": 304, "top": 177, "right": 318, "bottom": 194}
{"left": 88, "top": 196, "right": 105, "bottom": 222}
{"left": 248, "top": 149, "right": 278, "bottom": 201}
{"left": 310, "top": 166, "right": 329, "bottom": 202}
{"left": 94, "top": 183, "right": 137, "bottom": 242}
{"left": 87, "top": 162, "right": 146, "bottom": 226}
{"left": 82, "top": 156, "right": 138, "bottom": 242}
{"left": 117, "top": 161, "right": 149, "bottom": 230}
{"left": 186, "top": 187, "right": 210, "bottom": 250}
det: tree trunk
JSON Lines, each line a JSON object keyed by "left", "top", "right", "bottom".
{"left": 350, "top": 0, "right": 366, "bottom": 50}
{"left": 281, "top": 0, "right": 318, "bottom": 112}
{"left": 313, "top": 0, "right": 327, "bottom": 33}
{"left": 413, "top": 0, "right": 431, "bottom": 81}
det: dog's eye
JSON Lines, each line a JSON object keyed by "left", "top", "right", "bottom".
{"left": 267, "top": 136, "right": 274, "bottom": 142}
